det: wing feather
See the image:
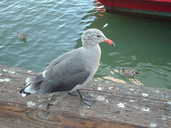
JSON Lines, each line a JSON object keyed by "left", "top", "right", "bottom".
{"left": 38, "top": 50, "right": 90, "bottom": 95}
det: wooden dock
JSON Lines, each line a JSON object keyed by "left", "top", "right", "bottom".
{"left": 0, "top": 64, "right": 171, "bottom": 128}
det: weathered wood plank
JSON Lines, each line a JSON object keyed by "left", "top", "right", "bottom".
{"left": 0, "top": 64, "right": 171, "bottom": 128}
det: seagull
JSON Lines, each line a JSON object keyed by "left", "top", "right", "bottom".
{"left": 119, "top": 67, "right": 139, "bottom": 77}
{"left": 19, "top": 28, "right": 115, "bottom": 105}
{"left": 17, "top": 32, "right": 26, "bottom": 40}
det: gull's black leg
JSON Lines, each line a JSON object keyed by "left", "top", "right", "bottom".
{"left": 77, "top": 89, "right": 95, "bottom": 106}
{"left": 68, "top": 90, "right": 79, "bottom": 96}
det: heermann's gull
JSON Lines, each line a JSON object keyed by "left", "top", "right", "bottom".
{"left": 19, "top": 28, "right": 114, "bottom": 105}
{"left": 119, "top": 67, "right": 139, "bottom": 77}
{"left": 17, "top": 32, "right": 26, "bottom": 40}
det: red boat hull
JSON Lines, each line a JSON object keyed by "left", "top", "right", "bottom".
{"left": 98, "top": 0, "right": 171, "bottom": 19}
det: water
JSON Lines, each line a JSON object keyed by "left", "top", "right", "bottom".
{"left": 0, "top": 0, "right": 171, "bottom": 89}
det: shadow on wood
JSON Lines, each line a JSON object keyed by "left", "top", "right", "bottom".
{"left": 0, "top": 64, "right": 171, "bottom": 128}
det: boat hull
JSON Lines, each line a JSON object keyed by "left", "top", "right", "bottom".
{"left": 98, "top": 0, "right": 171, "bottom": 20}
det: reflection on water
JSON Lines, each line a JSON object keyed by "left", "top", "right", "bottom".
{"left": 0, "top": 0, "right": 171, "bottom": 89}
{"left": 92, "top": 1, "right": 171, "bottom": 89}
{"left": 103, "top": 76, "right": 126, "bottom": 84}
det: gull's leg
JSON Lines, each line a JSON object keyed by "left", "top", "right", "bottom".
{"left": 68, "top": 90, "right": 78, "bottom": 96}
{"left": 77, "top": 89, "right": 95, "bottom": 106}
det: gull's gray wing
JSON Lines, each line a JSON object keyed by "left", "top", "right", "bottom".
{"left": 38, "top": 50, "right": 90, "bottom": 95}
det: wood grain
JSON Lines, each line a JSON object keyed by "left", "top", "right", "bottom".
{"left": 0, "top": 64, "right": 171, "bottom": 128}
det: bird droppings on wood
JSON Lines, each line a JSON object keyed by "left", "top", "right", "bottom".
{"left": 106, "top": 99, "right": 109, "bottom": 103}
{"left": 106, "top": 80, "right": 110, "bottom": 83}
{"left": 161, "top": 115, "right": 167, "bottom": 120}
{"left": 117, "top": 103, "right": 125, "bottom": 108}
{"left": 8, "top": 70, "right": 15, "bottom": 74}
{"left": 3, "top": 69, "right": 7, "bottom": 72}
{"left": 129, "top": 88, "right": 135, "bottom": 91}
{"left": 27, "top": 70, "right": 36, "bottom": 75}
{"left": 133, "top": 105, "right": 139, "bottom": 109}
{"left": 142, "top": 93, "right": 149, "bottom": 97}
{"left": 96, "top": 95, "right": 105, "bottom": 101}
{"left": 7, "top": 102, "right": 14, "bottom": 106}
{"left": 155, "top": 90, "right": 160, "bottom": 93}
{"left": 27, "top": 70, "right": 32, "bottom": 73}
{"left": 97, "top": 87, "right": 102, "bottom": 90}
{"left": 0, "top": 78, "right": 10, "bottom": 82}
{"left": 109, "top": 86, "right": 118, "bottom": 91}
{"left": 167, "top": 101, "right": 171, "bottom": 105}
{"left": 94, "top": 79, "right": 98, "bottom": 82}
{"left": 27, "top": 101, "right": 36, "bottom": 107}
{"left": 0, "top": 64, "right": 171, "bottom": 128}
{"left": 141, "top": 107, "right": 150, "bottom": 112}
{"left": 150, "top": 123, "right": 157, "bottom": 128}
{"left": 129, "top": 100, "right": 134, "bottom": 103}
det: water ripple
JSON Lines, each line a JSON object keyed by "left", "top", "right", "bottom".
{"left": 1, "top": 0, "right": 171, "bottom": 89}
{"left": 0, "top": 0, "right": 95, "bottom": 72}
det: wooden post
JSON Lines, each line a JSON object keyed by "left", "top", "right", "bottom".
{"left": 0, "top": 64, "right": 171, "bottom": 128}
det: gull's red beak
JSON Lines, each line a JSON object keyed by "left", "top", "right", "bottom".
{"left": 104, "top": 38, "right": 115, "bottom": 46}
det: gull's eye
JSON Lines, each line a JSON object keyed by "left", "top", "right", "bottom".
{"left": 97, "top": 35, "right": 101, "bottom": 37}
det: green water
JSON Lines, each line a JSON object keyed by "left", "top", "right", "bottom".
{"left": 0, "top": 0, "right": 171, "bottom": 89}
